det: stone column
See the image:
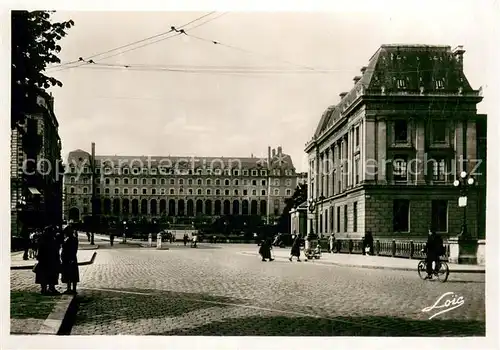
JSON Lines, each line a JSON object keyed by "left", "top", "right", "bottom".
{"left": 466, "top": 120, "right": 477, "bottom": 174}
{"left": 360, "top": 120, "right": 365, "bottom": 184}
{"left": 455, "top": 120, "right": 464, "bottom": 175}
{"left": 414, "top": 119, "right": 426, "bottom": 184}
{"left": 364, "top": 118, "right": 376, "bottom": 183}
{"left": 377, "top": 118, "right": 387, "bottom": 184}
{"left": 328, "top": 145, "right": 335, "bottom": 196}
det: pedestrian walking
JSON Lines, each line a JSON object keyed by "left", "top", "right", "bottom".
{"left": 34, "top": 226, "right": 61, "bottom": 295}
{"left": 328, "top": 233, "right": 336, "bottom": 253}
{"left": 61, "top": 225, "right": 79, "bottom": 294}
{"left": 289, "top": 234, "right": 302, "bottom": 262}
{"left": 363, "top": 230, "right": 374, "bottom": 255}
{"left": 259, "top": 239, "right": 274, "bottom": 261}
{"left": 110, "top": 232, "right": 115, "bottom": 246}
{"left": 183, "top": 233, "right": 189, "bottom": 246}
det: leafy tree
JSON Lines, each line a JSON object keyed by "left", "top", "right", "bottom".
{"left": 276, "top": 183, "right": 308, "bottom": 233}
{"left": 11, "top": 10, "right": 74, "bottom": 129}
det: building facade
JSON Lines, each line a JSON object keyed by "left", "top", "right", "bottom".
{"left": 63, "top": 146, "right": 298, "bottom": 225}
{"left": 11, "top": 94, "right": 63, "bottom": 235}
{"left": 305, "top": 45, "right": 486, "bottom": 241}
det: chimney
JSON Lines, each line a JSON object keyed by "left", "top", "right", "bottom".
{"left": 277, "top": 146, "right": 282, "bottom": 155}
{"left": 453, "top": 45, "right": 465, "bottom": 70}
{"left": 272, "top": 149, "right": 276, "bottom": 157}
{"left": 360, "top": 66, "right": 367, "bottom": 74}
{"left": 353, "top": 76, "right": 361, "bottom": 83}
{"left": 339, "top": 92, "right": 348, "bottom": 99}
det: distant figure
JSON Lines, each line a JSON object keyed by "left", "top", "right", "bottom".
{"left": 183, "top": 233, "right": 189, "bottom": 246}
{"left": 425, "top": 228, "right": 444, "bottom": 279}
{"left": 259, "top": 239, "right": 274, "bottom": 261}
{"left": 61, "top": 226, "right": 79, "bottom": 294}
{"left": 328, "top": 233, "right": 336, "bottom": 253}
{"left": 289, "top": 235, "right": 301, "bottom": 262}
{"left": 109, "top": 232, "right": 115, "bottom": 246}
{"left": 191, "top": 234, "right": 198, "bottom": 248}
{"left": 363, "top": 230, "right": 374, "bottom": 255}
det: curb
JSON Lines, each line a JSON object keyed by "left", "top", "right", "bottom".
{"left": 240, "top": 252, "right": 485, "bottom": 274}
{"left": 78, "top": 244, "right": 100, "bottom": 250}
{"left": 10, "top": 252, "right": 97, "bottom": 270}
{"left": 37, "top": 294, "right": 75, "bottom": 335}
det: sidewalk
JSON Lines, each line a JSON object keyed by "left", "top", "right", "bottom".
{"left": 242, "top": 248, "right": 485, "bottom": 273}
{"left": 11, "top": 246, "right": 97, "bottom": 270}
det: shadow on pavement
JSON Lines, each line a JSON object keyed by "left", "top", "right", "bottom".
{"left": 149, "top": 314, "right": 485, "bottom": 337}
{"left": 74, "top": 288, "right": 234, "bottom": 327}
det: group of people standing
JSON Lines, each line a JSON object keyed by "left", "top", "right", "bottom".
{"left": 33, "top": 224, "right": 80, "bottom": 295}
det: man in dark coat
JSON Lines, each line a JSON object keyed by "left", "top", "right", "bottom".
{"left": 289, "top": 235, "right": 302, "bottom": 262}
{"left": 110, "top": 232, "right": 115, "bottom": 246}
{"left": 35, "top": 227, "right": 61, "bottom": 294}
{"left": 425, "top": 228, "right": 444, "bottom": 279}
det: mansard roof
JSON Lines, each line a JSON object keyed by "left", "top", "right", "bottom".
{"left": 66, "top": 150, "right": 295, "bottom": 170}
{"left": 314, "top": 44, "right": 478, "bottom": 137}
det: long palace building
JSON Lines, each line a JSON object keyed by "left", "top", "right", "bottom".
{"left": 63, "top": 146, "right": 298, "bottom": 224}
{"left": 305, "top": 44, "right": 487, "bottom": 240}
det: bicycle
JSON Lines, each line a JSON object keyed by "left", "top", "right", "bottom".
{"left": 417, "top": 256, "right": 449, "bottom": 282}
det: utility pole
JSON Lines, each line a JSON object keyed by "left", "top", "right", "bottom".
{"left": 90, "top": 142, "right": 96, "bottom": 245}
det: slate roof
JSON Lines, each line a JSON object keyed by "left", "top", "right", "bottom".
{"left": 315, "top": 44, "right": 477, "bottom": 137}
{"left": 66, "top": 150, "right": 295, "bottom": 170}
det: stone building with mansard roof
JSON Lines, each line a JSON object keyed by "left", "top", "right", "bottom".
{"left": 305, "top": 44, "right": 486, "bottom": 241}
{"left": 63, "top": 146, "right": 298, "bottom": 225}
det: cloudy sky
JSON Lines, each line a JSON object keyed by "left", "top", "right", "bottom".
{"left": 47, "top": 4, "right": 498, "bottom": 172}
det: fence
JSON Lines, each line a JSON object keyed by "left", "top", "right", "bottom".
{"left": 322, "top": 238, "right": 451, "bottom": 261}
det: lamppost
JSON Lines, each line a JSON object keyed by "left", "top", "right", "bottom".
{"left": 308, "top": 193, "right": 325, "bottom": 238}
{"left": 453, "top": 171, "right": 475, "bottom": 238}
{"left": 17, "top": 196, "right": 28, "bottom": 260}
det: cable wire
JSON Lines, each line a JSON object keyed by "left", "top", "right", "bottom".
{"left": 47, "top": 12, "right": 218, "bottom": 72}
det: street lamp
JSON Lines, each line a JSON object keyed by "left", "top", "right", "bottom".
{"left": 308, "top": 193, "right": 326, "bottom": 237}
{"left": 453, "top": 171, "right": 475, "bottom": 238}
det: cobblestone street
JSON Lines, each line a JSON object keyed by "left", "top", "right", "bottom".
{"left": 10, "top": 241, "right": 485, "bottom": 336}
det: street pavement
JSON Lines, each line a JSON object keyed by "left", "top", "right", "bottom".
{"left": 10, "top": 239, "right": 485, "bottom": 336}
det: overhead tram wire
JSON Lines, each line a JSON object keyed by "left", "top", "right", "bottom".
{"left": 47, "top": 12, "right": 218, "bottom": 72}
{"left": 182, "top": 31, "right": 320, "bottom": 72}
{"left": 93, "top": 12, "right": 227, "bottom": 62}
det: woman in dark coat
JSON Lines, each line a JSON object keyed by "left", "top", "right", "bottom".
{"left": 35, "top": 226, "right": 61, "bottom": 295}
{"left": 289, "top": 235, "right": 302, "bottom": 262}
{"left": 259, "top": 239, "right": 274, "bottom": 261}
{"left": 61, "top": 226, "right": 80, "bottom": 294}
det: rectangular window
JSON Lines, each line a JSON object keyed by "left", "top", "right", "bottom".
{"left": 432, "top": 121, "right": 447, "bottom": 143}
{"left": 432, "top": 158, "right": 447, "bottom": 181}
{"left": 394, "top": 120, "right": 408, "bottom": 143}
{"left": 142, "top": 189, "right": 147, "bottom": 194}
{"left": 432, "top": 200, "right": 448, "bottom": 232}
{"left": 393, "top": 199, "right": 410, "bottom": 232}
{"left": 330, "top": 207, "right": 334, "bottom": 232}
{"left": 343, "top": 205, "right": 348, "bottom": 232}
{"left": 353, "top": 202, "right": 358, "bottom": 232}
{"left": 336, "top": 207, "right": 340, "bottom": 232}
{"left": 355, "top": 126, "right": 360, "bottom": 147}
{"left": 393, "top": 156, "right": 408, "bottom": 181}
{"left": 354, "top": 158, "right": 360, "bottom": 185}
{"left": 243, "top": 189, "right": 248, "bottom": 196}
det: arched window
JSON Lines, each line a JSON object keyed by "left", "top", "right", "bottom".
{"left": 123, "top": 178, "right": 129, "bottom": 185}
{"left": 242, "top": 200, "right": 249, "bottom": 215}
{"left": 215, "top": 179, "right": 221, "bottom": 186}
{"left": 70, "top": 177, "right": 75, "bottom": 184}
{"left": 197, "top": 189, "right": 202, "bottom": 195}
{"left": 205, "top": 200, "right": 212, "bottom": 215}
{"left": 214, "top": 200, "right": 222, "bottom": 215}
{"left": 179, "top": 179, "right": 184, "bottom": 185}
{"left": 274, "top": 189, "right": 279, "bottom": 196}
{"left": 197, "top": 179, "right": 202, "bottom": 185}
{"left": 133, "top": 188, "right": 138, "bottom": 195}
{"left": 223, "top": 200, "right": 230, "bottom": 215}
{"left": 142, "top": 179, "right": 147, "bottom": 185}
{"left": 206, "top": 179, "right": 211, "bottom": 186}
{"left": 224, "top": 179, "right": 230, "bottom": 186}
{"left": 115, "top": 178, "right": 120, "bottom": 185}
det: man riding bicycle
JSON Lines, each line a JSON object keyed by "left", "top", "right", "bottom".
{"left": 424, "top": 228, "right": 445, "bottom": 279}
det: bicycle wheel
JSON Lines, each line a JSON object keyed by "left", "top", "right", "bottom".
{"left": 436, "top": 261, "right": 449, "bottom": 282}
{"left": 417, "top": 260, "right": 427, "bottom": 280}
